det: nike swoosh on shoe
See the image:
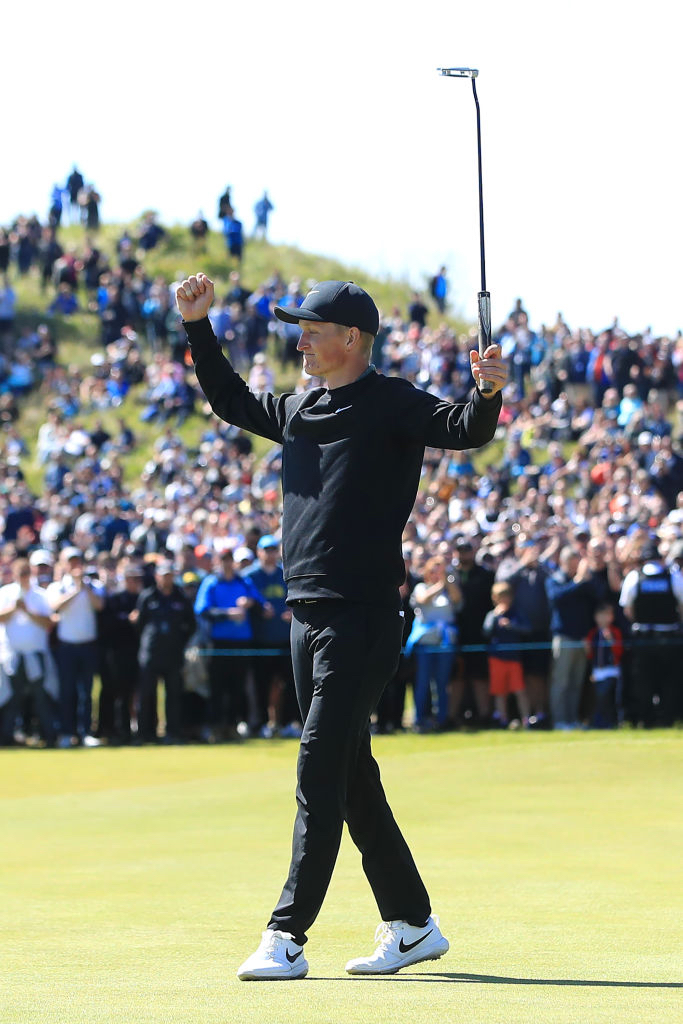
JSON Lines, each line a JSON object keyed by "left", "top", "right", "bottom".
{"left": 286, "top": 949, "right": 303, "bottom": 963}
{"left": 398, "top": 930, "right": 433, "bottom": 954}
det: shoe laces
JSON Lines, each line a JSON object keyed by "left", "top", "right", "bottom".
{"left": 260, "top": 929, "right": 291, "bottom": 953}
{"left": 373, "top": 916, "right": 438, "bottom": 951}
{"left": 373, "top": 921, "right": 400, "bottom": 951}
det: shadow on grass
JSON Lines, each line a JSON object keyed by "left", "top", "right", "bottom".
{"left": 332, "top": 972, "right": 683, "bottom": 988}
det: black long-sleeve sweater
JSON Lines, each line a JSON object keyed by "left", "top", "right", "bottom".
{"left": 185, "top": 317, "right": 502, "bottom": 606}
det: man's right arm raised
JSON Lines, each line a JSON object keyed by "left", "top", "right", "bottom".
{"left": 177, "top": 273, "right": 285, "bottom": 444}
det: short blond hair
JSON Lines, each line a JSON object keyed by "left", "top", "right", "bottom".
{"left": 360, "top": 330, "right": 375, "bottom": 356}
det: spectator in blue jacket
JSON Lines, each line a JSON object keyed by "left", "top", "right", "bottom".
{"left": 245, "top": 535, "right": 295, "bottom": 737}
{"left": 429, "top": 266, "right": 448, "bottom": 314}
{"left": 48, "top": 283, "right": 78, "bottom": 316}
{"left": 194, "top": 548, "right": 261, "bottom": 740}
{"left": 253, "top": 192, "right": 273, "bottom": 239}
{"left": 545, "top": 546, "right": 597, "bottom": 729}
{"left": 222, "top": 215, "right": 244, "bottom": 264}
{"left": 49, "top": 185, "right": 64, "bottom": 229}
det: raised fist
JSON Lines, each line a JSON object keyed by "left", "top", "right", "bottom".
{"left": 175, "top": 273, "right": 215, "bottom": 322}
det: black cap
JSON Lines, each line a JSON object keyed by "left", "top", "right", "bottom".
{"left": 274, "top": 280, "right": 379, "bottom": 337}
{"left": 640, "top": 541, "right": 660, "bottom": 562}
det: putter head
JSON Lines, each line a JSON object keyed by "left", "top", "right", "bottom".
{"left": 437, "top": 67, "right": 479, "bottom": 78}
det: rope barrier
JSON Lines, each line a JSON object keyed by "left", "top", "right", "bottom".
{"left": 197, "top": 634, "right": 683, "bottom": 657}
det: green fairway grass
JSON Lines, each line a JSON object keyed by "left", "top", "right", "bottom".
{"left": 2, "top": 731, "right": 681, "bottom": 1024}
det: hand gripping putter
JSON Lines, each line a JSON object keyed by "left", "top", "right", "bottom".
{"left": 437, "top": 67, "right": 494, "bottom": 393}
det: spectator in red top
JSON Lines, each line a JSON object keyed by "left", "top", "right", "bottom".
{"left": 585, "top": 603, "right": 623, "bottom": 728}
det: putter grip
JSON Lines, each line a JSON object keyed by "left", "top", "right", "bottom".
{"left": 477, "top": 291, "right": 494, "bottom": 394}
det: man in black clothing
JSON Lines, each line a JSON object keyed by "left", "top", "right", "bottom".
{"left": 407, "top": 291, "right": 429, "bottom": 328}
{"left": 620, "top": 543, "right": 683, "bottom": 726}
{"left": 66, "top": 166, "right": 84, "bottom": 220}
{"left": 609, "top": 334, "right": 644, "bottom": 395}
{"left": 97, "top": 563, "right": 144, "bottom": 743}
{"left": 450, "top": 539, "right": 495, "bottom": 726}
{"left": 176, "top": 273, "right": 506, "bottom": 979}
{"left": 133, "top": 561, "right": 195, "bottom": 743}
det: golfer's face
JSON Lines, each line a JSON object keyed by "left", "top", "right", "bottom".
{"left": 297, "top": 321, "right": 347, "bottom": 378}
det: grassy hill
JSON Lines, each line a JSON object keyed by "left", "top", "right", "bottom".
{"left": 9, "top": 220, "right": 508, "bottom": 495}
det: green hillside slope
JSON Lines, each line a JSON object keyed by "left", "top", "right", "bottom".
{"left": 8, "top": 221, "right": 471, "bottom": 493}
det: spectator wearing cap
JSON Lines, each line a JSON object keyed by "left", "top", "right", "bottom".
{"left": 0, "top": 557, "right": 57, "bottom": 746}
{"left": 29, "top": 549, "right": 55, "bottom": 589}
{"left": 449, "top": 538, "right": 495, "bottom": 727}
{"left": 545, "top": 546, "right": 598, "bottom": 729}
{"left": 244, "top": 536, "right": 295, "bottom": 738}
{"left": 619, "top": 542, "right": 683, "bottom": 726}
{"left": 193, "top": 549, "right": 262, "bottom": 740}
{"left": 233, "top": 546, "right": 255, "bottom": 572}
{"left": 133, "top": 560, "right": 195, "bottom": 743}
{"left": 96, "top": 561, "right": 145, "bottom": 743}
{"left": 47, "top": 547, "right": 105, "bottom": 747}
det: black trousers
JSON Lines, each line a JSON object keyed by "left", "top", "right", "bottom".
{"left": 252, "top": 650, "right": 293, "bottom": 727}
{"left": 208, "top": 641, "right": 249, "bottom": 729}
{"left": 98, "top": 645, "right": 138, "bottom": 741}
{"left": 630, "top": 633, "right": 682, "bottom": 726}
{"left": 1, "top": 653, "right": 56, "bottom": 743}
{"left": 268, "top": 601, "right": 431, "bottom": 944}
{"left": 138, "top": 660, "right": 183, "bottom": 741}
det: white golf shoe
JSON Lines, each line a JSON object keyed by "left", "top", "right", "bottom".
{"left": 237, "top": 929, "right": 309, "bottom": 981}
{"left": 345, "top": 915, "right": 449, "bottom": 975}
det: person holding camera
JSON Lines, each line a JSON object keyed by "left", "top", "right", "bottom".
{"left": 46, "top": 547, "right": 104, "bottom": 748}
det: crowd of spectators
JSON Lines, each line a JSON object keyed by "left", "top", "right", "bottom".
{"left": 1, "top": 176, "right": 682, "bottom": 748}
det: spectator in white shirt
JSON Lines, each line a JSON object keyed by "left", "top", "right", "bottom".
{"left": 0, "top": 558, "right": 56, "bottom": 745}
{"left": 47, "top": 547, "right": 104, "bottom": 747}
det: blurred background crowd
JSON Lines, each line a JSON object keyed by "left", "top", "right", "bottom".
{"left": 0, "top": 168, "right": 682, "bottom": 748}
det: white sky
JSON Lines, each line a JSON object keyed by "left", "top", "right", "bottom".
{"left": 5, "top": 0, "right": 681, "bottom": 336}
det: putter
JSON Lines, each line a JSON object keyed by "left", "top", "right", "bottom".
{"left": 437, "top": 67, "right": 494, "bottom": 393}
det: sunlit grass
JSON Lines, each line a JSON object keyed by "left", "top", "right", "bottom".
{"left": 2, "top": 730, "right": 681, "bottom": 1024}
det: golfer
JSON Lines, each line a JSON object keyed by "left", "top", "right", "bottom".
{"left": 176, "top": 274, "right": 507, "bottom": 980}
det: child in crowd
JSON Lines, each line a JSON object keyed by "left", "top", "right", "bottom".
{"left": 482, "top": 581, "right": 531, "bottom": 728}
{"left": 585, "top": 603, "right": 623, "bottom": 728}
